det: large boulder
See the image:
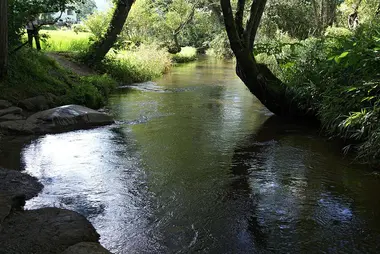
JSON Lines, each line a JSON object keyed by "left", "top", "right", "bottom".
{"left": 61, "top": 242, "right": 112, "bottom": 254}
{"left": 0, "top": 167, "right": 43, "bottom": 234}
{"left": 0, "top": 100, "right": 12, "bottom": 109}
{"left": 0, "top": 167, "right": 43, "bottom": 200}
{"left": 0, "top": 207, "right": 100, "bottom": 254}
{"left": 0, "top": 105, "right": 114, "bottom": 135}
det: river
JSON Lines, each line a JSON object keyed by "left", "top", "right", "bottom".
{"left": 2, "top": 57, "right": 380, "bottom": 253}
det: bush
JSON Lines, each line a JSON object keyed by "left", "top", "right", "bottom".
{"left": 273, "top": 20, "right": 380, "bottom": 165}
{"left": 101, "top": 44, "right": 172, "bottom": 83}
{"left": 84, "top": 10, "right": 112, "bottom": 41}
{"left": 171, "top": 47, "right": 197, "bottom": 63}
{"left": 73, "top": 24, "right": 90, "bottom": 33}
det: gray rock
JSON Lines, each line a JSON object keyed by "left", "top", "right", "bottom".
{"left": 0, "top": 113, "right": 24, "bottom": 121}
{"left": 0, "top": 207, "right": 100, "bottom": 254}
{"left": 0, "top": 100, "right": 12, "bottom": 109}
{"left": 0, "top": 167, "right": 43, "bottom": 200}
{"left": 0, "top": 120, "right": 38, "bottom": 134}
{"left": 27, "top": 104, "right": 114, "bottom": 134}
{"left": 18, "top": 96, "right": 50, "bottom": 112}
{"left": 0, "top": 168, "right": 43, "bottom": 232}
{"left": 0, "top": 193, "right": 12, "bottom": 226}
{"left": 0, "top": 105, "right": 114, "bottom": 135}
{"left": 0, "top": 107, "right": 22, "bottom": 117}
{"left": 61, "top": 242, "right": 112, "bottom": 254}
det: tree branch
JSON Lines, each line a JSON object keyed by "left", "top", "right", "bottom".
{"left": 235, "top": 0, "right": 245, "bottom": 39}
{"left": 174, "top": 6, "right": 196, "bottom": 35}
{"left": 36, "top": 11, "right": 64, "bottom": 30}
{"left": 244, "top": 0, "right": 267, "bottom": 51}
{"left": 220, "top": 0, "right": 245, "bottom": 56}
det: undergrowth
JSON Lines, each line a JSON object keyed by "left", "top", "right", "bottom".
{"left": 256, "top": 22, "right": 380, "bottom": 165}
{"left": 0, "top": 48, "right": 116, "bottom": 109}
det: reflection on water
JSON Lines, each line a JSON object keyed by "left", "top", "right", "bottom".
{"left": 9, "top": 58, "right": 380, "bottom": 253}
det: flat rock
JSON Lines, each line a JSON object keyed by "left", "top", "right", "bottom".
{"left": 0, "top": 105, "right": 114, "bottom": 135}
{"left": 0, "top": 207, "right": 100, "bottom": 254}
{"left": 18, "top": 96, "right": 50, "bottom": 112}
{"left": 26, "top": 104, "right": 114, "bottom": 134}
{"left": 0, "top": 120, "right": 38, "bottom": 134}
{"left": 0, "top": 107, "right": 22, "bottom": 117}
{"left": 0, "top": 167, "right": 43, "bottom": 200}
{"left": 0, "top": 113, "right": 24, "bottom": 121}
{"left": 0, "top": 100, "right": 12, "bottom": 109}
{"left": 61, "top": 242, "right": 112, "bottom": 254}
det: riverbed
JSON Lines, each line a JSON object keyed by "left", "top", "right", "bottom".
{"left": 2, "top": 58, "right": 380, "bottom": 253}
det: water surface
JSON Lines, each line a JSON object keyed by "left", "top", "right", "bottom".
{"left": 6, "top": 58, "right": 380, "bottom": 253}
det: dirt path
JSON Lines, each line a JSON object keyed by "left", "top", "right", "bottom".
{"left": 47, "top": 53, "right": 96, "bottom": 76}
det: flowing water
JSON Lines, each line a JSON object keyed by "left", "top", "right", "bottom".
{"left": 2, "top": 58, "right": 380, "bottom": 253}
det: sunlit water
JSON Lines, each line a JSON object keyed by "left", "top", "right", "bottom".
{"left": 2, "top": 58, "right": 380, "bottom": 253}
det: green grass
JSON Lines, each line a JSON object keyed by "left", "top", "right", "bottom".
{"left": 0, "top": 48, "right": 116, "bottom": 109}
{"left": 171, "top": 47, "right": 197, "bottom": 63}
{"left": 40, "top": 30, "right": 91, "bottom": 52}
{"left": 37, "top": 30, "right": 173, "bottom": 84}
{"left": 101, "top": 44, "right": 172, "bottom": 83}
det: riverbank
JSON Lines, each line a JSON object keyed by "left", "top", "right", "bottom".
{"left": 0, "top": 49, "right": 116, "bottom": 110}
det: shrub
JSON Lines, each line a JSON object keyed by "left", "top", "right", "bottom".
{"left": 73, "top": 24, "right": 90, "bottom": 33}
{"left": 172, "top": 47, "right": 197, "bottom": 63}
{"left": 277, "top": 20, "right": 380, "bottom": 165}
{"left": 84, "top": 10, "right": 112, "bottom": 41}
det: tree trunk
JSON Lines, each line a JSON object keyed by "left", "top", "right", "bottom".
{"left": 0, "top": 0, "right": 8, "bottom": 79}
{"left": 220, "top": 0, "right": 316, "bottom": 120}
{"left": 86, "top": 0, "right": 134, "bottom": 65}
{"left": 168, "top": 6, "right": 196, "bottom": 54}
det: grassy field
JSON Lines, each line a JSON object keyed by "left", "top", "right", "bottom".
{"left": 39, "top": 30, "right": 91, "bottom": 52}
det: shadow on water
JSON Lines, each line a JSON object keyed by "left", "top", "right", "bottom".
{"left": 228, "top": 116, "right": 380, "bottom": 253}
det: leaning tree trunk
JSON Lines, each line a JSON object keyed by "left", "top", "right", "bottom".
{"left": 0, "top": 0, "right": 8, "bottom": 79}
{"left": 86, "top": 0, "right": 134, "bottom": 65}
{"left": 220, "top": 0, "right": 316, "bottom": 119}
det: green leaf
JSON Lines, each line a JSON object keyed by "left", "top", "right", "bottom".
{"left": 338, "top": 51, "right": 350, "bottom": 59}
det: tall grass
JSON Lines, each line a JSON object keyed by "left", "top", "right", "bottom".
{"left": 40, "top": 30, "right": 90, "bottom": 52}
{"left": 102, "top": 44, "right": 172, "bottom": 83}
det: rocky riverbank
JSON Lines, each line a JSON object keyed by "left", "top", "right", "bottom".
{"left": 0, "top": 97, "right": 114, "bottom": 253}
{"left": 0, "top": 167, "right": 111, "bottom": 253}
